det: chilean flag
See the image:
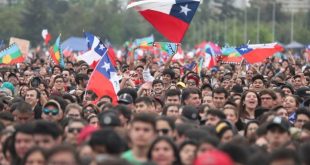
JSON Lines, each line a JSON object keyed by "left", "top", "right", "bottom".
{"left": 239, "top": 43, "right": 284, "bottom": 64}
{"left": 127, "top": 0, "right": 201, "bottom": 43}
{"left": 86, "top": 52, "right": 120, "bottom": 105}
{"left": 78, "top": 32, "right": 108, "bottom": 68}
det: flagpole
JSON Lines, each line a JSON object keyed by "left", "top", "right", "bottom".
{"left": 290, "top": 10, "right": 294, "bottom": 42}
{"left": 272, "top": 2, "right": 276, "bottom": 42}
{"left": 244, "top": 6, "right": 248, "bottom": 44}
{"left": 256, "top": 7, "right": 260, "bottom": 43}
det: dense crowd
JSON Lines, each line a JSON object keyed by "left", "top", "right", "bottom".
{"left": 0, "top": 48, "right": 309, "bottom": 165}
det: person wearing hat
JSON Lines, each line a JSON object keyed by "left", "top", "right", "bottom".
{"left": 265, "top": 116, "right": 291, "bottom": 152}
{"left": 118, "top": 93, "right": 134, "bottom": 110}
{"left": 186, "top": 75, "right": 199, "bottom": 88}
{"left": 41, "top": 100, "right": 64, "bottom": 122}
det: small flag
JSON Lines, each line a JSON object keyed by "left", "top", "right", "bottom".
{"left": 0, "top": 43, "right": 24, "bottom": 65}
{"left": 42, "top": 29, "right": 52, "bottom": 45}
{"left": 153, "top": 42, "right": 178, "bottom": 56}
{"left": 49, "top": 35, "right": 65, "bottom": 68}
{"left": 133, "top": 35, "right": 154, "bottom": 48}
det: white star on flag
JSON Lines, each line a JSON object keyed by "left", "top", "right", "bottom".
{"left": 180, "top": 4, "right": 191, "bottom": 16}
{"left": 240, "top": 48, "right": 248, "bottom": 51}
{"left": 102, "top": 62, "right": 110, "bottom": 71}
{"left": 99, "top": 44, "right": 105, "bottom": 50}
{"left": 86, "top": 38, "right": 90, "bottom": 43}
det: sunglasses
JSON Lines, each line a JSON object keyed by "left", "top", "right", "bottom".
{"left": 157, "top": 128, "right": 170, "bottom": 135}
{"left": 43, "top": 108, "right": 59, "bottom": 116}
{"left": 83, "top": 109, "right": 95, "bottom": 113}
{"left": 68, "top": 127, "right": 82, "bottom": 133}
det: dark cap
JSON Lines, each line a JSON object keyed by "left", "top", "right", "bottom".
{"left": 98, "top": 110, "right": 121, "bottom": 127}
{"left": 296, "top": 87, "right": 310, "bottom": 98}
{"left": 181, "top": 105, "right": 199, "bottom": 121}
{"left": 118, "top": 93, "right": 133, "bottom": 104}
{"left": 231, "top": 85, "right": 243, "bottom": 94}
{"left": 266, "top": 116, "right": 290, "bottom": 132}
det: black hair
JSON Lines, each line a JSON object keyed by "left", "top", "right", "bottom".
{"left": 46, "top": 144, "right": 80, "bottom": 164}
{"left": 181, "top": 88, "right": 201, "bottom": 103}
{"left": 117, "top": 88, "right": 138, "bottom": 102}
{"left": 206, "top": 109, "right": 226, "bottom": 120}
{"left": 14, "top": 101, "right": 32, "bottom": 113}
{"left": 131, "top": 113, "right": 157, "bottom": 131}
{"left": 156, "top": 116, "right": 175, "bottom": 130}
{"left": 147, "top": 136, "right": 181, "bottom": 165}
{"left": 268, "top": 148, "right": 300, "bottom": 165}
{"left": 296, "top": 108, "right": 310, "bottom": 119}
{"left": 179, "top": 140, "right": 198, "bottom": 152}
{"left": 165, "top": 89, "right": 181, "bottom": 99}
{"left": 27, "top": 88, "right": 41, "bottom": 99}
{"left": 185, "top": 128, "right": 211, "bottom": 143}
{"left": 21, "top": 147, "right": 47, "bottom": 165}
{"left": 162, "top": 104, "right": 180, "bottom": 116}
{"left": 219, "top": 143, "right": 248, "bottom": 164}
{"left": 259, "top": 89, "right": 277, "bottom": 100}
{"left": 212, "top": 87, "right": 229, "bottom": 99}
{"left": 201, "top": 83, "right": 213, "bottom": 91}
{"left": 63, "top": 94, "right": 76, "bottom": 103}
{"left": 162, "top": 68, "right": 175, "bottom": 79}
{"left": 33, "top": 120, "right": 63, "bottom": 139}
{"left": 135, "top": 97, "right": 154, "bottom": 107}
{"left": 89, "top": 128, "right": 127, "bottom": 155}
{"left": 0, "top": 111, "right": 14, "bottom": 121}
{"left": 113, "top": 105, "right": 132, "bottom": 121}
{"left": 152, "top": 79, "right": 164, "bottom": 87}
{"left": 75, "top": 73, "right": 89, "bottom": 85}
{"left": 52, "top": 65, "right": 63, "bottom": 74}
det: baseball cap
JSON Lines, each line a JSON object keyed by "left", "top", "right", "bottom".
{"left": 194, "top": 150, "right": 233, "bottom": 165}
{"left": 176, "top": 82, "right": 186, "bottom": 89}
{"left": 296, "top": 87, "right": 310, "bottom": 98}
{"left": 266, "top": 116, "right": 290, "bottom": 132}
{"left": 118, "top": 93, "right": 133, "bottom": 104}
{"left": 181, "top": 105, "right": 199, "bottom": 121}
{"left": 98, "top": 110, "right": 121, "bottom": 127}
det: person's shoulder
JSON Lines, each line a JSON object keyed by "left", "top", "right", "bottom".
{"left": 121, "top": 149, "right": 132, "bottom": 158}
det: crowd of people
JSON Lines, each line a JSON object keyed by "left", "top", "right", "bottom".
{"left": 0, "top": 47, "right": 309, "bottom": 165}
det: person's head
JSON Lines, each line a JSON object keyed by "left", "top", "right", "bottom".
{"left": 162, "top": 69, "right": 175, "bottom": 84}
{"left": 212, "top": 87, "right": 229, "bottom": 109}
{"left": 201, "top": 84, "right": 213, "bottom": 97}
{"left": 113, "top": 105, "right": 132, "bottom": 127}
{"left": 135, "top": 97, "right": 155, "bottom": 113}
{"left": 46, "top": 145, "right": 80, "bottom": 165}
{"left": 215, "top": 121, "right": 234, "bottom": 143}
{"left": 223, "top": 106, "right": 238, "bottom": 124}
{"left": 75, "top": 73, "right": 89, "bottom": 88}
{"left": 294, "top": 108, "right": 310, "bottom": 129}
{"left": 244, "top": 120, "right": 259, "bottom": 139}
{"left": 181, "top": 88, "right": 201, "bottom": 107}
{"left": 33, "top": 120, "right": 63, "bottom": 150}
{"left": 268, "top": 148, "right": 300, "bottom": 165}
{"left": 164, "top": 89, "right": 181, "bottom": 105}
{"left": 52, "top": 65, "right": 62, "bottom": 75}
{"left": 186, "top": 75, "right": 199, "bottom": 88}
{"left": 41, "top": 100, "right": 63, "bottom": 122}
{"left": 87, "top": 114, "right": 99, "bottom": 127}
{"left": 64, "top": 119, "right": 87, "bottom": 145}
{"left": 179, "top": 140, "right": 197, "bottom": 165}
{"left": 129, "top": 113, "right": 157, "bottom": 148}
{"left": 162, "top": 104, "right": 180, "bottom": 118}
{"left": 293, "top": 75, "right": 303, "bottom": 89}
{"left": 272, "top": 106, "right": 289, "bottom": 120}
{"left": 281, "top": 85, "right": 294, "bottom": 96}
{"left": 25, "top": 88, "right": 40, "bottom": 107}
{"left": 266, "top": 117, "right": 291, "bottom": 151}
{"left": 273, "top": 88, "right": 286, "bottom": 106}
{"left": 53, "top": 75, "right": 65, "bottom": 91}
{"left": 260, "top": 89, "right": 277, "bottom": 109}
{"left": 239, "top": 90, "right": 261, "bottom": 118}
{"left": 21, "top": 147, "right": 47, "bottom": 165}
{"left": 252, "top": 74, "right": 265, "bottom": 91}
{"left": 13, "top": 123, "right": 35, "bottom": 159}
{"left": 12, "top": 101, "right": 34, "bottom": 124}
{"left": 147, "top": 136, "right": 180, "bottom": 165}
{"left": 152, "top": 79, "right": 164, "bottom": 95}
{"left": 283, "top": 95, "right": 299, "bottom": 115}
{"left": 156, "top": 116, "right": 175, "bottom": 138}
{"left": 89, "top": 128, "right": 126, "bottom": 156}
{"left": 205, "top": 109, "right": 226, "bottom": 126}
{"left": 82, "top": 104, "right": 99, "bottom": 118}
{"left": 65, "top": 103, "right": 82, "bottom": 119}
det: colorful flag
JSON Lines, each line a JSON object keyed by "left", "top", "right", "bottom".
{"left": 42, "top": 29, "right": 52, "bottom": 45}
{"left": 49, "top": 35, "right": 65, "bottom": 68}
{"left": 127, "top": 0, "right": 201, "bottom": 42}
{"left": 78, "top": 32, "right": 108, "bottom": 68}
{"left": 87, "top": 52, "right": 119, "bottom": 105}
{"left": 0, "top": 43, "right": 24, "bottom": 65}
{"left": 133, "top": 35, "right": 154, "bottom": 48}
{"left": 153, "top": 42, "right": 178, "bottom": 56}
{"left": 204, "top": 42, "right": 221, "bottom": 69}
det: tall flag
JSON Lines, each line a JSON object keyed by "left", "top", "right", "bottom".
{"left": 49, "top": 35, "right": 65, "bottom": 68}
{"left": 87, "top": 52, "right": 119, "bottom": 105}
{"left": 41, "top": 29, "right": 52, "bottom": 45}
{"left": 153, "top": 42, "right": 178, "bottom": 56}
{"left": 78, "top": 32, "right": 108, "bottom": 68}
{"left": 127, "top": 0, "right": 201, "bottom": 42}
{"left": 0, "top": 43, "right": 24, "bottom": 65}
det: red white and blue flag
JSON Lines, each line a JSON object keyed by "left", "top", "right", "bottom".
{"left": 86, "top": 52, "right": 120, "bottom": 105}
{"left": 78, "top": 32, "right": 108, "bottom": 68}
{"left": 127, "top": 0, "right": 201, "bottom": 43}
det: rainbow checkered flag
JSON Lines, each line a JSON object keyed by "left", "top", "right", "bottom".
{"left": 49, "top": 34, "right": 65, "bottom": 68}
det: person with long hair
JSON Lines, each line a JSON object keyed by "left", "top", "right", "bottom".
{"left": 239, "top": 90, "right": 261, "bottom": 123}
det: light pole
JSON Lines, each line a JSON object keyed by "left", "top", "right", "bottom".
{"left": 272, "top": 2, "right": 276, "bottom": 41}
{"left": 244, "top": 7, "right": 248, "bottom": 43}
{"left": 257, "top": 7, "right": 260, "bottom": 43}
{"left": 290, "top": 10, "right": 294, "bottom": 42}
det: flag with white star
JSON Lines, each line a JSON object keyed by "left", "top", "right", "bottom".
{"left": 127, "top": 0, "right": 201, "bottom": 43}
